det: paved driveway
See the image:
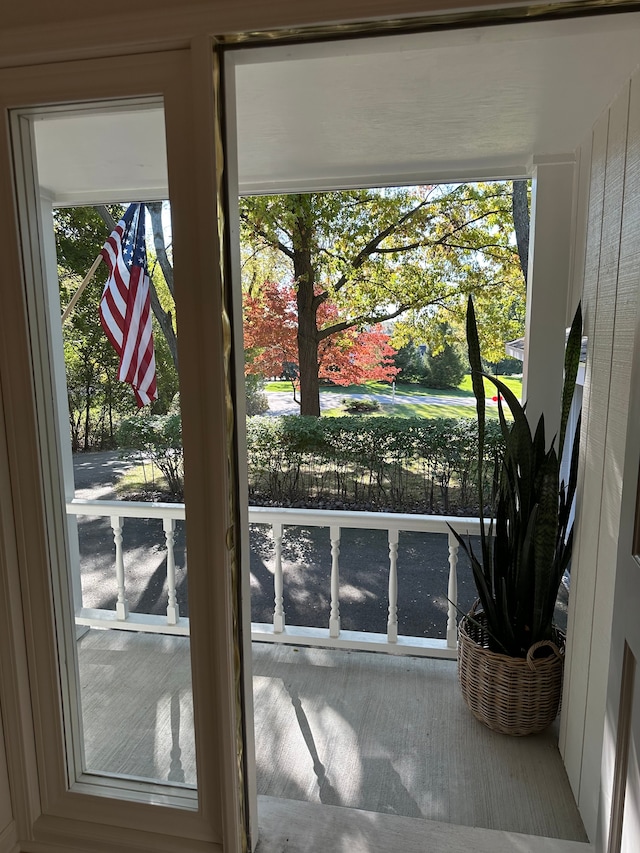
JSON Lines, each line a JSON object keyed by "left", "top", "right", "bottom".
{"left": 73, "top": 450, "right": 138, "bottom": 497}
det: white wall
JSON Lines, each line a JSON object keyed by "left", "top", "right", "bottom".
{"left": 560, "top": 69, "right": 640, "bottom": 841}
{"left": 523, "top": 160, "right": 576, "bottom": 440}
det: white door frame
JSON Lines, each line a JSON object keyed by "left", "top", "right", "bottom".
{"left": 0, "top": 46, "right": 250, "bottom": 852}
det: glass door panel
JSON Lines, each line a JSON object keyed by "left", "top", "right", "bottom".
{"left": 17, "top": 99, "right": 196, "bottom": 796}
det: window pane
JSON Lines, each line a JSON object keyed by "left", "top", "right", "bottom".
{"left": 26, "top": 101, "right": 196, "bottom": 796}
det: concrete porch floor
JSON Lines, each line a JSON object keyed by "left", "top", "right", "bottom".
{"left": 77, "top": 629, "right": 587, "bottom": 843}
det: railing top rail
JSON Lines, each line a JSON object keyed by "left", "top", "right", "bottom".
{"left": 67, "top": 497, "right": 485, "bottom": 534}
{"left": 247, "top": 505, "right": 485, "bottom": 534}
{"left": 67, "top": 498, "right": 186, "bottom": 520}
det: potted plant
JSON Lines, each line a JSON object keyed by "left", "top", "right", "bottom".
{"left": 451, "top": 296, "right": 582, "bottom": 736}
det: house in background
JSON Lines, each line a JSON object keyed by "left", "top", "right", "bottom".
{"left": 0, "top": 2, "right": 640, "bottom": 852}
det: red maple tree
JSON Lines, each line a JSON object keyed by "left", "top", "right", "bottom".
{"left": 243, "top": 281, "right": 399, "bottom": 391}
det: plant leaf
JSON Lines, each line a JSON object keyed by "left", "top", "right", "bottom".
{"left": 531, "top": 448, "right": 560, "bottom": 641}
{"left": 559, "top": 303, "right": 582, "bottom": 458}
{"left": 466, "top": 296, "right": 490, "bottom": 570}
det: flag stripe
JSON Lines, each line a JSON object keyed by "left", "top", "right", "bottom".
{"left": 99, "top": 204, "right": 158, "bottom": 408}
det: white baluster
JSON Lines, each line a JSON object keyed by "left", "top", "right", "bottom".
{"left": 447, "top": 530, "right": 459, "bottom": 649}
{"left": 111, "top": 515, "right": 129, "bottom": 621}
{"left": 387, "top": 528, "right": 399, "bottom": 643}
{"left": 273, "top": 523, "right": 285, "bottom": 633}
{"left": 329, "top": 525, "right": 341, "bottom": 638}
{"left": 163, "top": 517, "right": 179, "bottom": 625}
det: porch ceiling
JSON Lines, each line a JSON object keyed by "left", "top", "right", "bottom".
{"left": 34, "top": 11, "right": 640, "bottom": 204}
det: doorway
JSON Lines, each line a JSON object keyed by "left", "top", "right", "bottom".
{"left": 221, "top": 12, "right": 640, "bottom": 846}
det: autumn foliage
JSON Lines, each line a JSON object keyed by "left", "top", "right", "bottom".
{"left": 243, "top": 281, "right": 399, "bottom": 387}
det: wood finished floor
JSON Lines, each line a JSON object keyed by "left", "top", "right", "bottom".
{"left": 77, "top": 630, "right": 587, "bottom": 844}
{"left": 255, "top": 797, "right": 592, "bottom": 853}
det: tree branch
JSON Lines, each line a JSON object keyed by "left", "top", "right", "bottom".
{"left": 437, "top": 241, "right": 520, "bottom": 261}
{"left": 145, "top": 202, "right": 179, "bottom": 370}
{"left": 332, "top": 206, "right": 503, "bottom": 294}
{"left": 333, "top": 198, "right": 432, "bottom": 292}
{"left": 430, "top": 209, "right": 503, "bottom": 247}
{"left": 147, "top": 203, "right": 175, "bottom": 299}
{"left": 94, "top": 204, "right": 117, "bottom": 232}
{"left": 239, "top": 211, "right": 295, "bottom": 260}
{"left": 372, "top": 241, "right": 424, "bottom": 253}
{"left": 317, "top": 302, "right": 417, "bottom": 341}
{"left": 317, "top": 246, "right": 349, "bottom": 264}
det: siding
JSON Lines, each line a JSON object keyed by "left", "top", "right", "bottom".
{"left": 560, "top": 69, "right": 640, "bottom": 841}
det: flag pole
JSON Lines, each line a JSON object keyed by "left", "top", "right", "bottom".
{"left": 61, "top": 251, "right": 103, "bottom": 325}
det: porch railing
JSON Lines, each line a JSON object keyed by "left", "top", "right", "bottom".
{"left": 67, "top": 499, "right": 483, "bottom": 659}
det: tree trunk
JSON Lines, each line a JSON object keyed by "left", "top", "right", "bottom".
{"left": 146, "top": 202, "right": 179, "bottom": 370}
{"left": 291, "top": 197, "right": 321, "bottom": 416}
{"left": 512, "top": 180, "right": 530, "bottom": 285}
{"left": 297, "top": 304, "right": 321, "bottom": 416}
{"left": 107, "top": 375, "right": 114, "bottom": 446}
{"left": 83, "top": 371, "right": 92, "bottom": 452}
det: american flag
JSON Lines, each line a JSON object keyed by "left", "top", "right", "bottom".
{"left": 99, "top": 203, "right": 158, "bottom": 407}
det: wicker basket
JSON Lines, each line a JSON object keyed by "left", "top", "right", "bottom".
{"left": 458, "top": 604, "right": 565, "bottom": 736}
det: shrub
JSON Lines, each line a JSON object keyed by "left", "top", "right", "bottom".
{"left": 485, "top": 356, "right": 523, "bottom": 376}
{"left": 245, "top": 415, "right": 504, "bottom": 514}
{"left": 393, "top": 342, "right": 430, "bottom": 383}
{"left": 343, "top": 398, "right": 380, "bottom": 414}
{"left": 114, "top": 410, "right": 505, "bottom": 515}
{"left": 117, "top": 411, "right": 184, "bottom": 500}
{"left": 423, "top": 341, "right": 466, "bottom": 389}
{"left": 246, "top": 375, "right": 269, "bottom": 416}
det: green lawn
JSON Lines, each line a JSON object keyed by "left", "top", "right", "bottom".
{"left": 457, "top": 374, "right": 523, "bottom": 398}
{"left": 322, "top": 401, "right": 484, "bottom": 419}
{"left": 264, "top": 374, "right": 522, "bottom": 418}
{"left": 265, "top": 375, "right": 522, "bottom": 397}
{"left": 114, "top": 463, "right": 169, "bottom": 496}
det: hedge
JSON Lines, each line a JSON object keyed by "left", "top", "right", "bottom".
{"left": 246, "top": 416, "right": 504, "bottom": 515}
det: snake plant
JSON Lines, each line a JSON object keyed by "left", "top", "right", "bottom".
{"left": 451, "top": 296, "right": 582, "bottom": 656}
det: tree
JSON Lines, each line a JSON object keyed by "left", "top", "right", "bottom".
{"left": 245, "top": 375, "right": 269, "bottom": 417}
{"left": 63, "top": 283, "right": 136, "bottom": 451}
{"left": 425, "top": 340, "right": 465, "bottom": 389}
{"left": 117, "top": 411, "right": 184, "bottom": 500}
{"left": 57, "top": 207, "right": 137, "bottom": 449}
{"left": 57, "top": 204, "right": 179, "bottom": 446}
{"left": 511, "top": 180, "right": 530, "bottom": 284}
{"left": 394, "top": 333, "right": 465, "bottom": 390}
{"left": 240, "top": 183, "right": 525, "bottom": 416}
{"left": 243, "top": 280, "right": 398, "bottom": 402}
{"left": 393, "top": 342, "right": 429, "bottom": 384}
